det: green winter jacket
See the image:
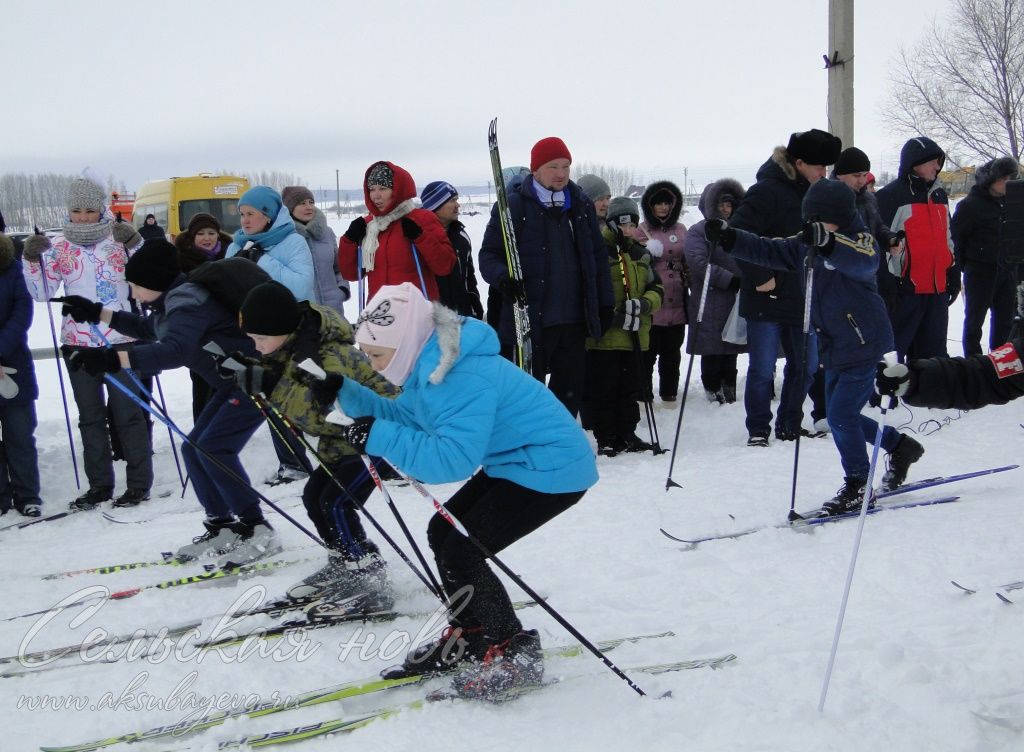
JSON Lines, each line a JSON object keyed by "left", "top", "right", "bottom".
{"left": 586, "top": 227, "right": 664, "bottom": 351}
{"left": 262, "top": 302, "right": 398, "bottom": 464}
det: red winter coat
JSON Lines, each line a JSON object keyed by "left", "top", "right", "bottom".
{"left": 338, "top": 161, "right": 455, "bottom": 302}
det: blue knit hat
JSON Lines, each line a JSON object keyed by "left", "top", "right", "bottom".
{"left": 802, "top": 178, "right": 857, "bottom": 227}
{"left": 420, "top": 181, "right": 458, "bottom": 212}
{"left": 238, "top": 186, "right": 283, "bottom": 220}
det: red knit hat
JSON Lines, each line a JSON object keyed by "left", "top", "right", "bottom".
{"left": 530, "top": 137, "right": 572, "bottom": 171}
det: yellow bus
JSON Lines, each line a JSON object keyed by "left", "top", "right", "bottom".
{"left": 132, "top": 173, "right": 250, "bottom": 238}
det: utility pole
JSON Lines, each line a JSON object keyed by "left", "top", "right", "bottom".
{"left": 335, "top": 169, "right": 341, "bottom": 218}
{"left": 827, "top": 0, "right": 854, "bottom": 147}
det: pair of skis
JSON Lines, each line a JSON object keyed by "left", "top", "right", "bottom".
{"left": 660, "top": 464, "right": 1018, "bottom": 545}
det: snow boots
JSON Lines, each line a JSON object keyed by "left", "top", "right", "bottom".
{"left": 881, "top": 434, "right": 924, "bottom": 491}
{"left": 820, "top": 476, "right": 870, "bottom": 516}
{"left": 69, "top": 486, "right": 113, "bottom": 511}
{"left": 112, "top": 488, "right": 150, "bottom": 508}
{"left": 451, "top": 629, "right": 544, "bottom": 700}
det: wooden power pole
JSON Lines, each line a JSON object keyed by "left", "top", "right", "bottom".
{"left": 827, "top": 0, "right": 854, "bottom": 147}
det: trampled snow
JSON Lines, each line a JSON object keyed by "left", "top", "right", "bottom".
{"left": 2, "top": 208, "right": 1022, "bottom": 751}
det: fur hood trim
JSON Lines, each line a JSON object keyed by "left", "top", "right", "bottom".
{"left": 771, "top": 146, "right": 798, "bottom": 181}
{"left": 698, "top": 178, "right": 746, "bottom": 220}
{"left": 640, "top": 181, "right": 683, "bottom": 228}
{"left": 428, "top": 302, "right": 462, "bottom": 384}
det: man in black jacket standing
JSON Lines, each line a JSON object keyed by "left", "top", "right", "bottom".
{"left": 730, "top": 128, "right": 842, "bottom": 446}
{"left": 421, "top": 181, "right": 484, "bottom": 319}
{"left": 950, "top": 157, "right": 1020, "bottom": 356}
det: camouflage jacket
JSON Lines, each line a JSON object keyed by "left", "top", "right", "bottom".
{"left": 262, "top": 302, "right": 398, "bottom": 463}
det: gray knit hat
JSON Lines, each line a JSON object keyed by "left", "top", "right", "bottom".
{"left": 607, "top": 196, "right": 639, "bottom": 227}
{"left": 577, "top": 174, "right": 611, "bottom": 202}
{"left": 67, "top": 178, "right": 106, "bottom": 213}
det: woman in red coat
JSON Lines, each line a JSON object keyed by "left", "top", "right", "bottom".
{"left": 338, "top": 161, "right": 455, "bottom": 305}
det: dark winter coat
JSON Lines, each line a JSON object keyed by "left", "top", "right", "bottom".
{"left": 337, "top": 161, "right": 456, "bottom": 301}
{"left": 729, "top": 215, "right": 894, "bottom": 371}
{"left": 436, "top": 219, "right": 484, "bottom": 318}
{"left": 260, "top": 303, "right": 397, "bottom": 463}
{"left": 0, "top": 235, "right": 37, "bottom": 404}
{"left": 174, "top": 230, "right": 232, "bottom": 275}
{"left": 906, "top": 336, "right": 1024, "bottom": 409}
{"left": 638, "top": 181, "right": 688, "bottom": 327}
{"left": 875, "top": 137, "right": 955, "bottom": 295}
{"left": 479, "top": 176, "right": 614, "bottom": 344}
{"left": 950, "top": 184, "right": 1005, "bottom": 268}
{"left": 109, "top": 274, "right": 256, "bottom": 388}
{"left": 139, "top": 222, "right": 165, "bottom": 241}
{"left": 729, "top": 147, "right": 810, "bottom": 326}
{"left": 683, "top": 179, "right": 746, "bottom": 356}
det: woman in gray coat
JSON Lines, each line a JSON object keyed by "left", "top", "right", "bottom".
{"left": 282, "top": 186, "right": 350, "bottom": 319}
{"left": 683, "top": 178, "right": 747, "bottom": 403}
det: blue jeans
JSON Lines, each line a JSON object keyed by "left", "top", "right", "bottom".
{"left": 824, "top": 365, "right": 900, "bottom": 480}
{"left": 744, "top": 319, "right": 817, "bottom": 437}
{"left": 0, "top": 402, "right": 41, "bottom": 509}
{"left": 181, "top": 387, "right": 265, "bottom": 524}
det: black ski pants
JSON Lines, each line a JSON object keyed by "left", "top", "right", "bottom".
{"left": 426, "top": 471, "right": 584, "bottom": 643}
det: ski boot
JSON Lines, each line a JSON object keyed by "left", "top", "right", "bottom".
{"left": 69, "top": 486, "right": 113, "bottom": 511}
{"left": 216, "top": 520, "right": 283, "bottom": 569}
{"left": 175, "top": 518, "right": 242, "bottom": 562}
{"left": 620, "top": 434, "right": 653, "bottom": 453}
{"left": 820, "top": 476, "right": 870, "bottom": 516}
{"left": 881, "top": 434, "right": 924, "bottom": 491}
{"left": 380, "top": 623, "right": 488, "bottom": 680}
{"left": 113, "top": 488, "right": 150, "bottom": 508}
{"left": 451, "top": 630, "right": 544, "bottom": 700}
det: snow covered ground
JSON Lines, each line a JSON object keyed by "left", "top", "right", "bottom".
{"left": 2, "top": 208, "right": 1022, "bottom": 751}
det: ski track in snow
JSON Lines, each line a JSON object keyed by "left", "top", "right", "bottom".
{"left": 3, "top": 208, "right": 1022, "bottom": 751}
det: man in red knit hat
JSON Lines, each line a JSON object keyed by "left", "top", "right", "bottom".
{"left": 478, "top": 137, "right": 614, "bottom": 418}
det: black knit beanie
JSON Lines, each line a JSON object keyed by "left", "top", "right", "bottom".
{"left": 834, "top": 147, "right": 871, "bottom": 176}
{"left": 125, "top": 238, "right": 181, "bottom": 292}
{"left": 802, "top": 179, "right": 858, "bottom": 228}
{"left": 239, "top": 281, "right": 301, "bottom": 335}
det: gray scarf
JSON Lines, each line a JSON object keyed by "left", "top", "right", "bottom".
{"left": 62, "top": 217, "right": 113, "bottom": 246}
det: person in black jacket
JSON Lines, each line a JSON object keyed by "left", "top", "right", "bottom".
{"left": 730, "top": 128, "right": 842, "bottom": 445}
{"left": 420, "top": 181, "right": 484, "bottom": 319}
{"left": 876, "top": 336, "right": 1024, "bottom": 409}
{"left": 950, "top": 156, "right": 1021, "bottom": 356}
{"left": 478, "top": 137, "right": 614, "bottom": 418}
{"left": 138, "top": 213, "right": 165, "bottom": 241}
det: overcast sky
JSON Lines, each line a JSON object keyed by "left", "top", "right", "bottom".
{"left": 2, "top": 0, "right": 942, "bottom": 194}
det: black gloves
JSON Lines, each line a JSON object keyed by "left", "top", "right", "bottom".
{"left": 800, "top": 222, "right": 836, "bottom": 256}
{"left": 67, "top": 348, "right": 121, "bottom": 376}
{"left": 621, "top": 298, "right": 652, "bottom": 332}
{"left": 344, "top": 217, "right": 367, "bottom": 244}
{"left": 946, "top": 266, "right": 962, "bottom": 306}
{"left": 875, "top": 360, "right": 915, "bottom": 399}
{"left": 52, "top": 295, "right": 104, "bottom": 324}
{"left": 704, "top": 219, "right": 736, "bottom": 250}
{"left": 599, "top": 305, "right": 614, "bottom": 335}
{"left": 111, "top": 221, "right": 142, "bottom": 248}
{"left": 299, "top": 371, "right": 344, "bottom": 410}
{"left": 235, "top": 241, "right": 265, "bottom": 263}
{"left": 218, "top": 351, "right": 277, "bottom": 395}
{"left": 727, "top": 276, "right": 741, "bottom": 293}
{"left": 498, "top": 275, "right": 525, "bottom": 302}
{"left": 341, "top": 416, "right": 375, "bottom": 453}
{"left": 22, "top": 233, "right": 51, "bottom": 262}
{"left": 400, "top": 217, "right": 422, "bottom": 242}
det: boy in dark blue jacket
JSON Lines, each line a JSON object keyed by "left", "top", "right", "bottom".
{"left": 706, "top": 179, "right": 926, "bottom": 514}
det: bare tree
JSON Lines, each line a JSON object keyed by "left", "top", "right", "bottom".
{"left": 219, "top": 169, "right": 306, "bottom": 191}
{"left": 572, "top": 162, "right": 639, "bottom": 196}
{"left": 883, "top": 0, "right": 1024, "bottom": 164}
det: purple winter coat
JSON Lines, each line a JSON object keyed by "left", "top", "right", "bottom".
{"left": 683, "top": 179, "right": 747, "bottom": 355}
{"left": 637, "top": 181, "right": 688, "bottom": 327}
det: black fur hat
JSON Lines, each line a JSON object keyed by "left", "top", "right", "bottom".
{"left": 787, "top": 129, "right": 843, "bottom": 167}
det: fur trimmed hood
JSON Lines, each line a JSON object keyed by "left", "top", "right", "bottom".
{"left": 698, "top": 178, "right": 746, "bottom": 220}
{"left": 426, "top": 302, "right": 462, "bottom": 384}
{"left": 770, "top": 146, "right": 798, "bottom": 182}
{"left": 975, "top": 156, "right": 1020, "bottom": 189}
{"left": 640, "top": 181, "right": 683, "bottom": 229}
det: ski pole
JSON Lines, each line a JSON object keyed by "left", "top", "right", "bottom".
{"left": 666, "top": 261, "right": 712, "bottom": 490}
{"left": 248, "top": 389, "right": 445, "bottom": 602}
{"left": 98, "top": 372, "right": 324, "bottom": 547}
{"left": 85, "top": 323, "right": 186, "bottom": 492}
{"left": 818, "top": 352, "right": 896, "bottom": 712}
{"left": 787, "top": 249, "right": 817, "bottom": 521}
{"left": 36, "top": 257, "right": 81, "bottom": 489}
{"left": 399, "top": 471, "right": 649, "bottom": 697}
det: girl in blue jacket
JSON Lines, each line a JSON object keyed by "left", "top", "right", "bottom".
{"left": 707, "top": 179, "right": 925, "bottom": 515}
{"left": 335, "top": 282, "right": 597, "bottom": 697}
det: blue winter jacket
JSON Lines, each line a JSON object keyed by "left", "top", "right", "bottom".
{"left": 227, "top": 206, "right": 315, "bottom": 302}
{"left": 109, "top": 275, "right": 256, "bottom": 388}
{"left": 730, "top": 219, "right": 894, "bottom": 371}
{"left": 339, "top": 309, "right": 598, "bottom": 493}
{"left": 478, "top": 176, "right": 613, "bottom": 344}
{"left": 0, "top": 249, "right": 37, "bottom": 405}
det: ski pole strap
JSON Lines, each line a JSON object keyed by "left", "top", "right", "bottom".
{"left": 410, "top": 243, "right": 428, "bottom": 298}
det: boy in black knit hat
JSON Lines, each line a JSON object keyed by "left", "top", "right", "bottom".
{"left": 706, "top": 179, "right": 926, "bottom": 514}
